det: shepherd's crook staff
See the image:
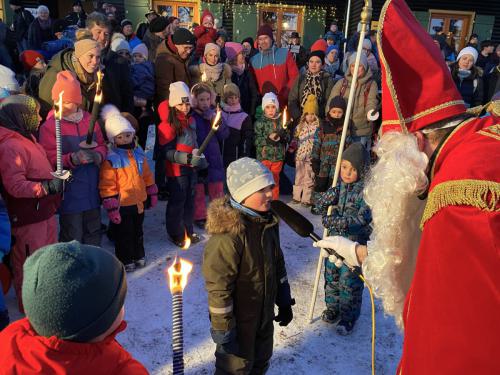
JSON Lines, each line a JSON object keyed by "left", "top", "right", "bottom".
{"left": 307, "top": 0, "right": 373, "bottom": 323}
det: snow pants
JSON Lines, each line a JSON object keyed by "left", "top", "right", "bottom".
{"left": 261, "top": 160, "right": 283, "bottom": 201}
{"left": 324, "top": 260, "right": 364, "bottom": 323}
{"left": 293, "top": 160, "right": 314, "bottom": 204}
{"left": 215, "top": 318, "right": 274, "bottom": 375}
{"left": 166, "top": 174, "right": 195, "bottom": 241}
{"left": 59, "top": 208, "right": 101, "bottom": 246}
{"left": 109, "top": 205, "right": 145, "bottom": 266}
{"left": 194, "top": 182, "right": 224, "bottom": 221}
{"left": 223, "top": 128, "right": 242, "bottom": 168}
{"left": 11, "top": 216, "right": 57, "bottom": 312}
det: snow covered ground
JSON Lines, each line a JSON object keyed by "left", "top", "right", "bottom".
{"left": 6, "top": 198, "right": 402, "bottom": 375}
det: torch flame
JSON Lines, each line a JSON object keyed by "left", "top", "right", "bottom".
{"left": 282, "top": 106, "right": 288, "bottom": 129}
{"left": 201, "top": 71, "right": 207, "bottom": 82}
{"left": 55, "top": 91, "right": 64, "bottom": 120}
{"left": 95, "top": 70, "right": 104, "bottom": 104}
{"left": 212, "top": 107, "right": 222, "bottom": 131}
{"left": 167, "top": 257, "right": 193, "bottom": 294}
{"left": 181, "top": 231, "right": 191, "bottom": 250}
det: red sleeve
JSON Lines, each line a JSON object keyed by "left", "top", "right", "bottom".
{"left": 286, "top": 51, "right": 299, "bottom": 91}
{"left": 193, "top": 26, "right": 206, "bottom": 38}
{"left": 158, "top": 121, "right": 176, "bottom": 146}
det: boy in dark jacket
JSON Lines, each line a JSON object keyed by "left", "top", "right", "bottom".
{"left": 203, "top": 157, "right": 294, "bottom": 374}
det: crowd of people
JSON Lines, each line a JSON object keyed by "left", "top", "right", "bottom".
{"left": 0, "top": 0, "right": 498, "bottom": 373}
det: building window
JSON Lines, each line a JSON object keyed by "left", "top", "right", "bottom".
{"left": 257, "top": 4, "right": 304, "bottom": 47}
{"left": 153, "top": 0, "right": 199, "bottom": 29}
{"left": 428, "top": 10, "right": 475, "bottom": 52}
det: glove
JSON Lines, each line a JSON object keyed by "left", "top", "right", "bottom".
{"left": 103, "top": 197, "right": 121, "bottom": 224}
{"left": 145, "top": 184, "right": 158, "bottom": 209}
{"left": 311, "top": 159, "right": 321, "bottom": 175}
{"left": 211, "top": 328, "right": 239, "bottom": 355}
{"left": 191, "top": 149, "right": 208, "bottom": 169}
{"left": 313, "top": 236, "right": 360, "bottom": 267}
{"left": 314, "top": 176, "right": 329, "bottom": 193}
{"left": 42, "top": 177, "right": 64, "bottom": 195}
{"left": 267, "top": 133, "right": 281, "bottom": 145}
{"left": 274, "top": 299, "right": 295, "bottom": 327}
{"left": 71, "top": 150, "right": 94, "bottom": 166}
{"left": 367, "top": 109, "right": 380, "bottom": 121}
{"left": 320, "top": 248, "right": 344, "bottom": 268}
{"left": 166, "top": 150, "right": 190, "bottom": 165}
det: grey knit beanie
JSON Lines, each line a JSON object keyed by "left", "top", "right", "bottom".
{"left": 348, "top": 52, "right": 368, "bottom": 70}
{"left": 342, "top": 143, "right": 369, "bottom": 177}
{"left": 227, "top": 157, "right": 275, "bottom": 203}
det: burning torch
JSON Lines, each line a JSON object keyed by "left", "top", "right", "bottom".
{"left": 51, "top": 91, "right": 71, "bottom": 180}
{"left": 197, "top": 107, "right": 222, "bottom": 155}
{"left": 282, "top": 106, "right": 288, "bottom": 130}
{"left": 80, "top": 69, "right": 104, "bottom": 149}
{"left": 167, "top": 234, "right": 192, "bottom": 375}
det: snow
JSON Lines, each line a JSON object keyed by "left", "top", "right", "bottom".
{"left": 6, "top": 198, "right": 402, "bottom": 375}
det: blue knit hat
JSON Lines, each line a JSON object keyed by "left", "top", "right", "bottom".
{"left": 227, "top": 157, "right": 275, "bottom": 203}
{"left": 326, "top": 45, "right": 339, "bottom": 57}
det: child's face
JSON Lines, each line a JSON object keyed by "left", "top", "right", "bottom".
{"left": 327, "top": 50, "right": 337, "bottom": 63}
{"left": 264, "top": 104, "right": 277, "bottom": 118}
{"left": 114, "top": 131, "right": 135, "bottom": 145}
{"left": 61, "top": 101, "right": 78, "bottom": 116}
{"left": 350, "top": 64, "right": 366, "bottom": 78}
{"left": 202, "top": 17, "right": 213, "bottom": 28}
{"left": 175, "top": 103, "right": 191, "bottom": 115}
{"left": 132, "top": 53, "right": 145, "bottom": 64}
{"left": 242, "top": 185, "right": 274, "bottom": 212}
{"left": 196, "top": 92, "right": 211, "bottom": 111}
{"left": 34, "top": 59, "right": 46, "bottom": 70}
{"left": 340, "top": 159, "right": 359, "bottom": 184}
{"left": 305, "top": 113, "right": 316, "bottom": 123}
{"left": 226, "top": 95, "right": 240, "bottom": 106}
{"left": 329, "top": 107, "right": 344, "bottom": 119}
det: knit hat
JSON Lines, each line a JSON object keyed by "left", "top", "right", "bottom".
{"left": 457, "top": 46, "right": 478, "bottom": 64}
{"left": 216, "top": 30, "right": 228, "bottom": 41}
{"left": 326, "top": 45, "right": 339, "bottom": 58}
{"left": 36, "top": 5, "right": 49, "bottom": 15}
{"left": 204, "top": 42, "right": 220, "bottom": 56}
{"left": 309, "top": 50, "right": 325, "bottom": 62}
{"left": 111, "top": 32, "right": 126, "bottom": 42}
{"left": 111, "top": 38, "right": 131, "bottom": 53}
{"left": 262, "top": 92, "right": 279, "bottom": 111}
{"left": 362, "top": 38, "right": 372, "bottom": 51}
{"left": 341, "top": 143, "right": 369, "bottom": 177}
{"left": 201, "top": 9, "right": 214, "bottom": 24}
{"left": 120, "top": 19, "right": 133, "bottom": 28}
{"left": 74, "top": 38, "right": 100, "bottom": 59}
{"left": 0, "top": 65, "right": 20, "bottom": 92}
{"left": 149, "top": 16, "right": 168, "bottom": 33}
{"left": 302, "top": 94, "right": 319, "bottom": 115}
{"left": 51, "top": 71, "right": 82, "bottom": 105}
{"left": 225, "top": 42, "right": 243, "bottom": 62}
{"left": 101, "top": 104, "right": 136, "bottom": 142}
{"left": 257, "top": 24, "right": 274, "bottom": 40}
{"left": 169, "top": 81, "right": 191, "bottom": 107}
{"left": 311, "top": 39, "right": 327, "bottom": 53}
{"left": 242, "top": 37, "right": 254, "bottom": 46}
{"left": 172, "top": 28, "right": 196, "bottom": 46}
{"left": 121, "top": 112, "right": 139, "bottom": 131}
{"left": 22, "top": 241, "right": 127, "bottom": 342}
{"left": 227, "top": 157, "right": 275, "bottom": 203}
{"left": 132, "top": 43, "right": 148, "bottom": 60}
{"left": 329, "top": 95, "right": 347, "bottom": 112}
{"left": 325, "top": 31, "right": 336, "bottom": 41}
{"left": 19, "top": 50, "right": 45, "bottom": 72}
{"left": 223, "top": 83, "right": 240, "bottom": 100}
{"left": 348, "top": 52, "right": 368, "bottom": 70}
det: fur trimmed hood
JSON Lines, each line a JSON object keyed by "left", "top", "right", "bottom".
{"left": 206, "top": 197, "right": 244, "bottom": 236}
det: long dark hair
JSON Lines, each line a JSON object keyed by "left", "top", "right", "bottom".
{"left": 168, "top": 105, "right": 186, "bottom": 137}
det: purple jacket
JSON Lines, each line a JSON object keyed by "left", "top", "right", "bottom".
{"left": 193, "top": 111, "right": 229, "bottom": 183}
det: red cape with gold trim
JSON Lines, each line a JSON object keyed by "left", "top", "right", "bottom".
{"left": 399, "top": 115, "right": 500, "bottom": 374}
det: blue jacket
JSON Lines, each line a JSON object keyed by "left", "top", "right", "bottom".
{"left": 131, "top": 61, "right": 155, "bottom": 101}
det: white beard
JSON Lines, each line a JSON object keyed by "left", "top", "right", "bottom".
{"left": 362, "top": 132, "right": 429, "bottom": 330}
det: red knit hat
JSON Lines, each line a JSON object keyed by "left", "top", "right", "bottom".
{"left": 201, "top": 9, "right": 214, "bottom": 24}
{"left": 310, "top": 39, "right": 327, "bottom": 53}
{"left": 19, "top": 50, "right": 45, "bottom": 72}
{"left": 378, "top": 0, "right": 466, "bottom": 134}
{"left": 51, "top": 71, "right": 82, "bottom": 105}
{"left": 257, "top": 24, "right": 274, "bottom": 40}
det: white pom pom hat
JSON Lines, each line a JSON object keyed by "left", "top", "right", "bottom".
{"left": 101, "top": 104, "right": 136, "bottom": 142}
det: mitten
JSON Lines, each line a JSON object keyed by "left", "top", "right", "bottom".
{"left": 166, "top": 149, "right": 191, "bottom": 165}
{"left": 103, "top": 197, "right": 121, "bottom": 224}
{"left": 71, "top": 150, "right": 93, "bottom": 166}
{"left": 145, "top": 184, "right": 158, "bottom": 209}
{"left": 314, "top": 176, "right": 329, "bottom": 192}
{"left": 42, "top": 177, "right": 64, "bottom": 195}
{"left": 81, "top": 149, "right": 103, "bottom": 165}
{"left": 274, "top": 300, "right": 295, "bottom": 327}
{"left": 191, "top": 149, "right": 208, "bottom": 169}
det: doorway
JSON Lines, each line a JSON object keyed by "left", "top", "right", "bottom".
{"left": 428, "top": 10, "right": 475, "bottom": 52}
{"left": 153, "top": 0, "right": 199, "bottom": 30}
{"left": 257, "top": 4, "right": 304, "bottom": 48}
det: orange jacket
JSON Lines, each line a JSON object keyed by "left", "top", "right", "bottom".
{"left": 0, "top": 318, "right": 148, "bottom": 375}
{"left": 99, "top": 146, "right": 154, "bottom": 213}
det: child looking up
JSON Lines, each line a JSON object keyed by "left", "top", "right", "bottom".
{"left": 316, "top": 143, "right": 372, "bottom": 335}
{"left": 99, "top": 105, "right": 157, "bottom": 272}
{"left": 254, "top": 92, "right": 289, "bottom": 200}
{"left": 203, "top": 157, "right": 294, "bottom": 374}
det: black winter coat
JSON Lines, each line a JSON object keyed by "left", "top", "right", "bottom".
{"left": 231, "top": 69, "right": 259, "bottom": 119}
{"left": 450, "top": 63, "right": 484, "bottom": 108}
{"left": 65, "top": 11, "right": 87, "bottom": 28}
{"left": 12, "top": 8, "right": 34, "bottom": 42}
{"left": 27, "top": 18, "right": 54, "bottom": 50}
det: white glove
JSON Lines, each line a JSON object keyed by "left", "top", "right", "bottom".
{"left": 367, "top": 109, "right": 380, "bottom": 121}
{"left": 320, "top": 248, "right": 344, "bottom": 268}
{"left": 314, "top": 236, "right": 360, "bottom": 267}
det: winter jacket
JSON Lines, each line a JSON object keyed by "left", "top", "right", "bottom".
{"left": 254, "top": 114, "right": 289, "bottom": 162}
{"left": 324, "top": 30, "right": 345, "bottom": 49}
{"left": 135, "top": 22, "right": 149, "bottom": 40}
{"left": 311, "top": 120, "right": 348, "bottom": 180}
{"left": 27, "top": 18, "right": 54, "bottom": 50}
{"left": 450, "top": 63, "right": 484, "bottom": 108}
{"left": 327, "top": 69, "right": 378, "bottom": 137}
{"left": 317, "top": 181, "right": 372, "bottom": 244}
{"left": 157, "top": 100, "right": 197, "bottom": 177}
{"left": 131, "top": 61, "right": 155, "bottom": 101}
{"left": 142, "top": 29, "right": 163, "bottom": 63}
{"left": 231, "top": 68, "right": 259, "bottom": 119}
{"left": 190, "top": 63, "right": 232, "bottom": 102}
{"left": 193, "top": 26, "right": 217, "bottom": 59}
{"left": 12, "top": 8, "right": 34, "bottom": 42}
{"left": 39, "top": 110, "right": 107, "bottom": 215}
{"left": 294, "top": 117, "right": 319, "bottom": 161}
{"left": 0, "top": 127, "right": 59, "bottom": 227}
{"left": 154, "top": 37, "right": 192, "bottom": 106}
{"left": 0, "top": 318, "right": 148, "bottom": 375}
{"left": 323, "top": 59, "right": 342, "bottom": 79}
{"left": 65, "top": 11, "right": 87, "bottom": 28}
{"left": 486, "top": 64, "right": 500, "bottom": 102}
{"left": 41, "top": 38, "right": 74, "bottom": 60}
{"left": 126, "top": 33, "right": 142, "bottom": 50}
{"left": 99, "top": 145, "right": 154, "bottom": 214}
{"left": 250, "top": 46, "right": 299, "bottom": 108}
{"left": 288, "top": 70, "right": 334, "bottom": 120}
{"left": 22, "top": 67, "right": 46, "bottom": 98}
{"left": 288, "top": 44, "right": 308, "bottom": 70}
{"left": 202, "top": 198, "right": 291, "bottom": 332}
{"left": 193, "top": 111, "right": 229, "bottom": 183}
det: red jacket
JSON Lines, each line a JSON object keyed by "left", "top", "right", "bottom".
{"left": 0, "top": 318, "right": 148, "bottom": 375}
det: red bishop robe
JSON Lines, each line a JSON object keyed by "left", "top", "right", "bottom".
{"left": 398, "top": 115, "right": 500, "bottom": 374}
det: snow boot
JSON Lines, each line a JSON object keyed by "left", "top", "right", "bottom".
{"left": 190, "top": 233, "right": 203, "bottom": 244}
{"left": 135, "top": 258, "right": 146, "bottom": 268}
{"left": 321, "top": 309, "right": 340, "bottom": 324}
{"left": 336, "top": 320, "right": 355, "bottom": 335}
{"left": 124, "top": 263, "right": 136, "bottom": 273}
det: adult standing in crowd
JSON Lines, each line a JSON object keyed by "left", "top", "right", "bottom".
{"left": 136, "top": 9, "right": 158, "bottom": 40}
{"left": 142, "top": 16, "right": 169, "bottom": 63}
{"left": 241, "top": 37, "right": 257, "bottom": 62}
{"left": 27, "top": 6, "right": 54, "bottom": 51}
{"left": 323, "top": 21, "right": 345, "bottom": 49}
{"left": 287, "top": 32, "right": 307, "bottom": 71}
{"left": 0, "top": 95, "right": 61, "bottom": 312}
{"left": 250, "top": 24, "right": 299, "bottom": 108}
{"left": 166, "top": 16, "right": 180, "bottom": 37}
{"left": 0, "top": 21, "right": 13, "bottom": 69}
{"left": 476, "top": 40, "right": 495, "bottom": 70}
{"left": 121, "top": 19, "right": 141, "bottom": 50}
{"left": 289, "top": 50, "right": 333, "bottom": 122}
{"left": 466, "top": 33, "right": 479, "bottom": 51}
{"left": 450, "top": 46, "right": 484, "bottom": 108}
{"left": 9, "top": 0, "right": 34, "bottom": 53}
{"left": 65, "top": 0, "right": 87, "bottom": 28}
